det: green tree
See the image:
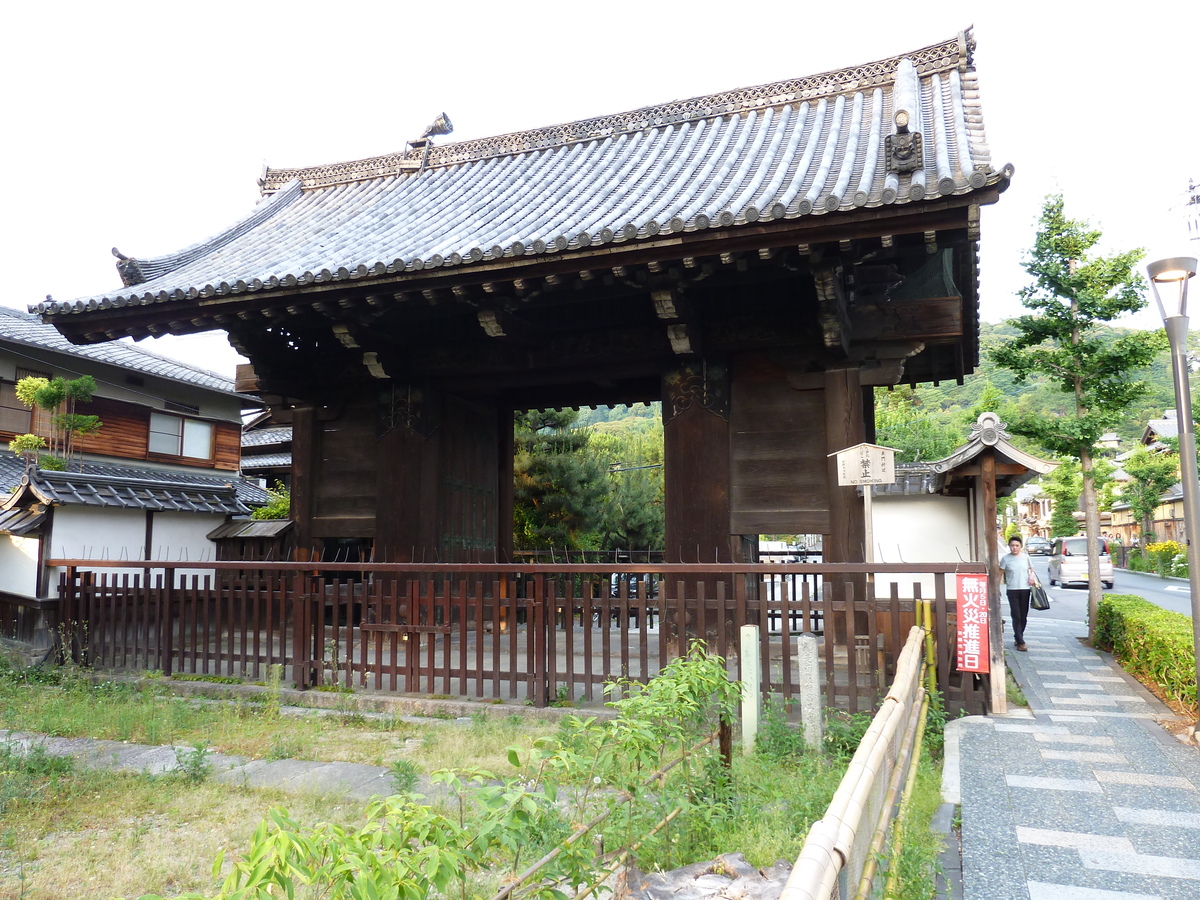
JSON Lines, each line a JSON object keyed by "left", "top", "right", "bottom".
{"left": 991, "top": 195, "right": 1166, "bottom": 637}
{"left": 12, "top": 374, "right": 101, "bottom": 470}
{"left": 1122, "top": 446, "right": 1178, "bottom": 542}
{"left": 513, "top": 410, "right": 607, "bottom": 550}
{"left": 588, "top": 423, "right": 665, "bottom": 551}
{"left": 872, "top": 387, "right": 964, "bottom": 462}
{"left": 1042, "top": 459, "right": 1082, "bottom": 538}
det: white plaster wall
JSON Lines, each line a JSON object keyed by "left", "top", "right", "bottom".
{"left": 872, "top": 493, "right": 971, "bottom": 599}
{"left": 0, "top": 535, "right": 40, "bottom": 598}
{"left": 44, "top": 508, "right": 225, "bottom": 591}
{"left": 150, "top": 511, "right": 224, "bottom": 585}
{"left": 46, "top": 507, "right": 147, "bottom": 590}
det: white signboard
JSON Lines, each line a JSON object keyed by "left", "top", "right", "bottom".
{"left": 830, "top": 443, "right": 897, "bottom": 486}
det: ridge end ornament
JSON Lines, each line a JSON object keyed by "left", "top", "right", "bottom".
{"left": 971, "top": 411, "right": 1008, "bottom": 446}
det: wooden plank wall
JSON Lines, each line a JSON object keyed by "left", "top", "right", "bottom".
{"left": 729, "top": 356, "right": 829, "bottom": 535}
{"left": 313, "top": 399, "right": 378, "bottom": 538}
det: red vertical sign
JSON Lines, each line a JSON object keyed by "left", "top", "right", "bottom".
{"left": 955, "top": 574, "right": 990, "bottom": 674}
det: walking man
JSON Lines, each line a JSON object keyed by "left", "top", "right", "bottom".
{"left": 998, "top": 536, "right": 1034, "bottom": 652}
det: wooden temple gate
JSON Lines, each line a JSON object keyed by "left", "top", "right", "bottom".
{"left": 56, "top": 560, "right": 988, "bottom": 715}
{"left": 35, "top": 35, "right": 1010, "bottom": 719}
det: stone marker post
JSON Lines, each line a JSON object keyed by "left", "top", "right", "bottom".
{"left": 740, "top": 624, "right": 761, "bottom": 754}
{"left": 797, "top": 632, "right": 822, "bottom": 749}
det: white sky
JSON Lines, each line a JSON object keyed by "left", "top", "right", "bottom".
{"left": 2, "top": 0, "right": 1197, "bottom": 379}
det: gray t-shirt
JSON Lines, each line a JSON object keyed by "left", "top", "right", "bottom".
{"left": 999, "top": 551, "right": 1032, "bottom": 591}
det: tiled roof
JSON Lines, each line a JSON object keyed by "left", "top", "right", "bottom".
{"left": 35, "top": 30, "right": 1009, "bottom": 320}
{"left": 0, "top": 451, "right": 270, "bottom": 510}
{"left": 241, "top": 426, "right": 292, "bottom": 448}
{"left": 0, "top": 307, "right": 241, "bottom": 398}
{"left": 241, "top": 453, "right": 292, "bottom": 470}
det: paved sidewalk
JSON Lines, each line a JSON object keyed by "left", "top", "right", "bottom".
{"left": 950, "top": 613, "right": 1200, "bottom": 900}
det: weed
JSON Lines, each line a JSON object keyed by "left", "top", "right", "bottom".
{"left": 1006, "top": 669, "right": 1028, "bottom": 708}
{"left": 265, "top": 734, "right": 300, "bottom": 761}
{"left": 171, "top": 673, "right": 244, "bottom": 685}
{"left": 389, "top": 759, "right": 420, "bottom": 794}
{"left": 549, "top": 683, "right": 574, "bottom": 707}
{"left": 174, "top": 742, "right": 213, "bottom": 784}
{"left": 823, "top": 709, "right": 873, "bottom": 759}
{"left": 263, "top": 664, "right": 284, "bottom": 720}
{"left": 756, "top": 695, "right": 806, "bottom": 760}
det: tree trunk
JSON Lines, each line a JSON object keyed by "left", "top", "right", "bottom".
{"left": 1080, "top": 445, "right": 1103, "bottom": 643}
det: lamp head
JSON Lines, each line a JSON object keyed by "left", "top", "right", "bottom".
{"left": 1147, "top": 256, "right": 1198, "bottom": 321}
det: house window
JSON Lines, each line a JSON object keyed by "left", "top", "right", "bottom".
{"left": 1, "top": 368, "right": 53, "bottom": 436}
{"left": 0, "top": 381, "right": 29, "bottom": 433}
{"left": 149, "top": 412, "right": 213, "bottom": 459}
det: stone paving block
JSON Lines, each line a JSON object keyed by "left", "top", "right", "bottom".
{"left": 1095, "top": 771, "right": 1196, "bottom": 791}
{"left": 1032, "top": 733, "right": 1115, "bottom": 746}
{"left": 1079, "top": 849, "right": 1200, "bottom": 881}
{"left": 1039, "top": 750, "right": 1129, "bottom": 764}
{"left": 1006, "top": 775, "right": 1102, "bottom": 793}
{"left": 1027, "top": 880, "right": 1161, "bottom": 900}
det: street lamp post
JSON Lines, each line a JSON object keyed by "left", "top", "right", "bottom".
{"left": 1147, "top": 256, "right": 1200, "bottom": 739}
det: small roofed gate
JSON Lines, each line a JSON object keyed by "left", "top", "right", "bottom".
{"left": 55, "top": 560, "right": 989, "bottom": 715}
{"left": 37, "top": 31, "right": 1011, "bottom": 584}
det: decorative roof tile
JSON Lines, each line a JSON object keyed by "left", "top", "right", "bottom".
{"left": 34, "top": 30, "right": 1010, "bottom": 322}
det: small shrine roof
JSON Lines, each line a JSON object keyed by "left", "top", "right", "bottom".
{"left": 35, "top": 29, "right": 1009, "bottom": 324}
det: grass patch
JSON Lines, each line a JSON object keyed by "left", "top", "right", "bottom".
{"left": 1006, "top": 668, "right": 1028, "bottom": 708}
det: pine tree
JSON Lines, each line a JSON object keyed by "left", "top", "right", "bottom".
{"left": 512, "top": 410, "right": 607, "bottom": 551}
{"left": 991, "top": 195, "right": 1166, "bottom": 639}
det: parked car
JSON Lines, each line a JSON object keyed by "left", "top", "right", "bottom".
{"left": 1048, "top": 536, "right": 1114, "bottom": 589}
{"left": 1025, "top": 537, "right": 1052, "bottom": 555}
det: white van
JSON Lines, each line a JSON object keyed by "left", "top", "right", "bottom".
{"left": 1048, "top": 536, "right": 1114, "bottom": 589}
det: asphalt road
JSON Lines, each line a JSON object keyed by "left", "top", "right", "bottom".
{"left": 1026, "top": 553, "right": 1195, "bottom": 618}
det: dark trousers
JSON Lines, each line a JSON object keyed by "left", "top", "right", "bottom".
{"left": 1007, "top": 590, "right": 1030, "bottom": 644}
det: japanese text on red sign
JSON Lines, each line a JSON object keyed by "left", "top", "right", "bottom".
{"left": 955, "top": 574, "right": 990, "bottom": 674}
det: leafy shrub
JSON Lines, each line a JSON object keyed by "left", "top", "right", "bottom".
{"left": 1145, "top": 540, "right": 1187, "bottom": 577}
{"left": 251, "top": 481, "right": 290, "bottom": 520}
{"left": 1096, "top": 594, "right": 1196, "bottom": 713}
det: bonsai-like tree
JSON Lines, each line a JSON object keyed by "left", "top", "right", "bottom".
{"left": 12, "top": 374, "right": 102, "bottom": 470}
{"left": 991, "top": 195, "right": 1165, "bottom": 639}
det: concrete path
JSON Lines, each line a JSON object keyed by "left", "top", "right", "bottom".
{"left": 950, "top": 614, "right": 1200, "bottom": 900}
{"left": 0, "top": 728, "right": 399, "bottom": 800}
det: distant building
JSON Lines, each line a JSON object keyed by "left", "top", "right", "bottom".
{"left": 0, "top": 307, "right": 267, "bottom": 604}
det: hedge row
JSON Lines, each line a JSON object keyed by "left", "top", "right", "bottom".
{"left": 1095, "top": 594, "right": 1197, "bottom": 714}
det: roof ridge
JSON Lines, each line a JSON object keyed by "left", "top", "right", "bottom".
{"left": 260, "top": 31, "right": 971, "bottom": 194}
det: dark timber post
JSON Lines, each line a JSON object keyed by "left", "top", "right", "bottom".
{"left": 824, "top": 366, "right": 867, "bottom": 639}
{"left": 981, "top": 446, "right": 1005, "bottom": 712}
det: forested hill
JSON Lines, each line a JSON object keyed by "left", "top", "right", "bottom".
{"left": 875, "top": 320, "right": 1186, "bottom": 462}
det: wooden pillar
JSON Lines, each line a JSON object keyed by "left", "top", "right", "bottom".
{"left": 290, "top": 404, "right": 318, "bottom": 559}
{"left": 497, "top": 408, "right": 515, "bottom": 564}
{"left": 981, "top": 447, "right": 1007, "bottom": 713}
{"left": 823, "top": 367, "right": 866, "bottom": 565}
{"left": 662, "top": 360, "right": 736, "bottom": 563}
{"left": 824, "top": 367, "right": 867, "bottom": 641}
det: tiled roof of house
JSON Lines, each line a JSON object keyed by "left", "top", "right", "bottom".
{"left": 0, "top": 451, "right": 270, "bottom": 512}
{"left": 0, "top": 306, "right": 241, "bottom": 398}
{"left": 242, "top": 426, "right": 292, "bottom": 448}
{"left": 241, "top": 453, "right": 292, "bottom": 470}
{"left": 34, "top": 30, "right": 1009, "bottom": 321}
